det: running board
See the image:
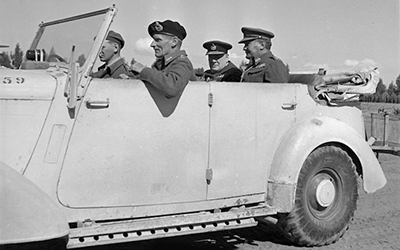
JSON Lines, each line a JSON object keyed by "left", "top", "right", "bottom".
{"left": 67, "top": 205, "right": 276, "bottom": 248}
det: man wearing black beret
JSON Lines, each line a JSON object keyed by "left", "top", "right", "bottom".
{"left": 239, "top": 27, "right": 289, "bottom": 83}
{"left": 91, "top": 30, "right": 133, "bottom": 79}
{"left": 200, "top": 40, "right": 242, "bottom": 82}
{"left": 130, "top": 20, "right": 196, "bottom": 99}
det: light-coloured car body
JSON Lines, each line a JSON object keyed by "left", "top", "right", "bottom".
{"left": 0, "top": 5, "right": 386, "bottom": 249}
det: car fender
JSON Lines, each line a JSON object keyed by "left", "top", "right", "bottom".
{"left": 267, "top": 115, "right": 387, "bottom": 212}
{"left": 0, "top": 161, "right": 69, "bottom": 245}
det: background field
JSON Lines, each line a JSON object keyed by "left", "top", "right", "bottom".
{"left": 361, "top": 102, "right": 400, "bottom": 116}
{"left": 361, "top": 102, "right": 400, "bottom": 146}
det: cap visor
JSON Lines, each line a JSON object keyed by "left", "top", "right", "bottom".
{"left": 238, "top": 37, "right": 256, "bottom": 44}
{"left": 206, "top": 51, "right": 226, "bottom": 55}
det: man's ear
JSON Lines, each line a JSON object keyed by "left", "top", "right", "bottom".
{"left": 171, "top": 37, "right": 179, "bottom": 48}
{"left": 113, "top": 43, "right": 120, "bottom": 53}
{"left": 259, "top": 39, "right": 271, "bottom": 50}
{"left": 258, "top": 40, "right": 266, "bottom": 49}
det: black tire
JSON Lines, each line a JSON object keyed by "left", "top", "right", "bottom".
{"left": 277, "top": 145, "right": 358, "bottom": 246}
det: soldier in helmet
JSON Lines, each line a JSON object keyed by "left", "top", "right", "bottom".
{"left": 239, "top": 27, "right": 289, "bottom": 83}
{"left": 91, "top": 30, "right": 133, "bottom": 79}
{"left": 130, "top": 20, "right": 196, "bottom": 99}
{"left": 200, "top": 40, "right": 242, "bottom": 82}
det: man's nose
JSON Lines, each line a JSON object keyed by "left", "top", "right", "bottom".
{"left": 150, "top": 41, "right": 155, "bottom": 47}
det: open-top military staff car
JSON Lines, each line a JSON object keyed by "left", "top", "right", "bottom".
{"left": 0, "top": 5, "right": 386, "bottom": 249}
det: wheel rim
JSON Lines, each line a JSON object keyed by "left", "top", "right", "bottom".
{"left": 306, "top": 169, "right": 342, "bottom": 220}
{"left": 316, "top": 179, "right": 335, "bottom": 207}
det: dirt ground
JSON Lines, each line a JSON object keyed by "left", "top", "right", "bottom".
{"left": 84, "top": 153, "right": 400, "bottom": 250}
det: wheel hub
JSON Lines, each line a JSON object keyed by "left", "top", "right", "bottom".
{"left": 316, "top": 179, "right": 335, "bottom": 207}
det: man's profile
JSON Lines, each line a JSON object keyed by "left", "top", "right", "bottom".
{"left": 91, "top": 30, "right": 133, "bottom": 79}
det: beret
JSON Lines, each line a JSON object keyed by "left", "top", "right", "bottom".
{"left": 238, "top": 27, "right": 275, "bottom": 43}
{"left": 106, "top": 30, "right": 125, "bottom": 48}
{"left": 203, "top": 40, "right": 232, "bottom": 55}
{"left": 148, "top": 20, "right": 187, "bottom": 40}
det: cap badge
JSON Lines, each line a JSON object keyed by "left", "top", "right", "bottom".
{"left": 154, "top": 21, "right": 163, "bottom": 32}
{"left": 211, "top": 43, "right": 217, "bottom": 51}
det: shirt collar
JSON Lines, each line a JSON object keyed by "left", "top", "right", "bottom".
{"left": 213, "top": 61, "right": 236, "bottom": 75}
{"left": 106, "top": 57, "right": 124, "bottom": 73}
{"left": 251, "top": 51, "right": 274, "bottom": 66}
{"left": 163, "top": 50, "right": 187, "bottom": 65}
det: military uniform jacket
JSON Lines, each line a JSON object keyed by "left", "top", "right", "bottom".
{"left": 140, "top": 50, "right": 196, "bottom": 98}
{"left": 91, "top": 57, "right": 133, "bottom": 79}
{"left": 241, "top": 51, "right": 289, "bottom": 83}
{"left": 201, "top": 62, "right": 242, "bottom": 82}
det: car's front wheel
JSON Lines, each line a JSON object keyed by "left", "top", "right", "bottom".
{"left": 278, "top": 145, "right": 358, "bottom": 246}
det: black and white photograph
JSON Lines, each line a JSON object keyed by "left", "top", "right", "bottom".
{"left": 1, "top": 1, "right": 399, "bottom": 249}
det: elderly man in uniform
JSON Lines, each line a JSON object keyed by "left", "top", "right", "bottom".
{"left": 200, "top": 40, "right": 242, "bottom": 82}
{"left": 130, "top": 20, "right": 196, "bottom": 98}
{"left": 239, "top": 27, "right": 289, "bottom": 83}
{"left": 91, "top": 30, "right": 133, "bottom": 79}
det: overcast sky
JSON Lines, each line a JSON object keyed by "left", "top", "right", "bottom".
{"left": 1, "top": 0, "right": 399, "bottom": 84}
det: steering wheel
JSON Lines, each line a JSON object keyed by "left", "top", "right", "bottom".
{"left": 47, "top": 54, "right": 67, "bottom": 63}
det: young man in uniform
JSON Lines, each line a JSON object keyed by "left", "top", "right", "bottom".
{"left": 91, "top": 30, "right": 133, "bottom": 79}
{"left": 130, "top": 20, "right": 196, "bottom": 99}
{"left": 200, "top": 40, "right": 242, "bottom": 82}
{"left": 238, "top": 27, "right": 289, "bottom": 83}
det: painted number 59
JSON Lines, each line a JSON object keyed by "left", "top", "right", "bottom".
{"left": 3, "top": 77, "right": 25, "bottom": 84}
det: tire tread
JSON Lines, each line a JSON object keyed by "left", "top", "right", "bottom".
{"left": 277, "top": 145, "right": 358, "bottom": 246}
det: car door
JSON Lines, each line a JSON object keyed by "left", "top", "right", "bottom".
{"left": 58, "top": 79, "right": 210, "bottom": 207}
{"left": 207, "top": 82, "right": 297, "bottom": 199}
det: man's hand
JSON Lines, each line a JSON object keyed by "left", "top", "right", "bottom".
{"left": 119, "top": 73, "right": 131, "bottom": 79}
{"left": 130, "top": 61, "right": 146, "bottom": 74}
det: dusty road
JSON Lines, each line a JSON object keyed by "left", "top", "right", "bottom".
{"left": 85, "top": 153, "right": 400, "bottom": 250}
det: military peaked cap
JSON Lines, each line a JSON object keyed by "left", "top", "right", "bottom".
{"left": 106, "top": 30, "right": 125, "bottom": 48}
{"left": 238, "top": 27, "right": 275, "bottom": 43}
{"left": 203, "top": 40, "right": 233, "bottom": 55}
{"left": 148, "top": 20, "right": 187, "bottom": 40}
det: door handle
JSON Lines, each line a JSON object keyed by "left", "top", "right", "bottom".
{"left": 281, "top": 102, "right": 297, "bottom": 110}
{"left": 86, "top": 98, "right": 110, "bottom": 109}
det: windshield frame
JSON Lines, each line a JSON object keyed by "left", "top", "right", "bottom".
{"left": 28, "top": 6, "right": 117, "bottom": 81}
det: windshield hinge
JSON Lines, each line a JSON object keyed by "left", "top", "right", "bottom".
{"left": 206, "top": 168, "right": 213, "bottom": 185}
{"left": 208, "top": 92, "right": 213, "bottom": 107}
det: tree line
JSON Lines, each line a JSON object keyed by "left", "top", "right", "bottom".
{"left": 0, "top": 43, "right": 23, "bottom": 69}
{"left": 360, "top": 76, "right": 400, "bottom": 103}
